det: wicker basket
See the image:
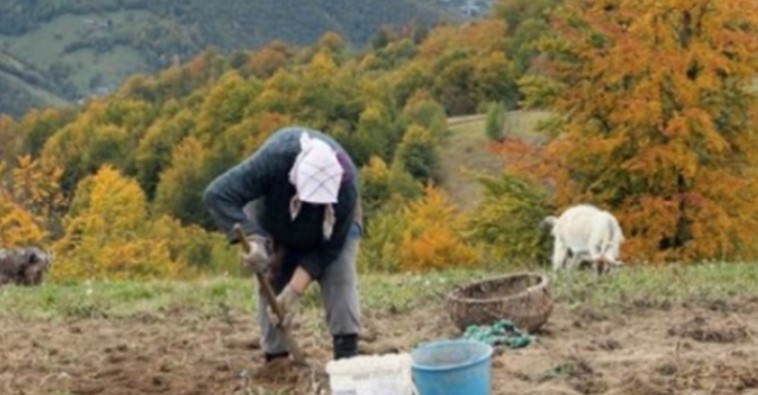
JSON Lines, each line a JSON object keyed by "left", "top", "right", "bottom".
{"left": 447, "top": 272, "right": 554, "bottom": 334}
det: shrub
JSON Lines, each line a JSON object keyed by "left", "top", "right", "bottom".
{"left": 468, "top": 172, "right": 555, "bottom": 265}
{"left": 485, "top": 101, "right": 505, "bottom": 142}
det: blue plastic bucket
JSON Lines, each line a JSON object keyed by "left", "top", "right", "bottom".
{"left": 410, "top": 339, "right": 493, "bottom": 395}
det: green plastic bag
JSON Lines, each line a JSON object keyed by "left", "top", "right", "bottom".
{"left": 462, "top": 319, "right": 535, "bottom": 349}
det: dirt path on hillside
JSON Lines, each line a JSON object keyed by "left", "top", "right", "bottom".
{"left": 1, "top": 295, "right": 757, "bottom": 394}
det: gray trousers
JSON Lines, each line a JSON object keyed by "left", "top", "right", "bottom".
{"left": 256, "top": 229, "right": 361, "bottom": 355}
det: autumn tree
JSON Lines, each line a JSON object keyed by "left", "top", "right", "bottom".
{"left": 393, "top": 125, "right": 440, "bottom": 183}
{"left": 317, "top": 32, "right": 347, "bottom": 54}
{"left": 153, "top": 137, "right": 213, "bottom": 227}
{"left": 135, "top": 108, "right": 196, "bottom": 197}
{"left": 401, "top": 93, "right": 448, "bottom": 138}
{"left": 8, "top": 155, "right": 66, "bottom": 235}
{"left": 418, "top": 20, "right": 514, "bottom": 114}
{"left": 354, "top": 100, "right": 403, "bottom": 164}
{"left": 391, "top": 62, "right": 435, "bottom": 108}
{"left": 358, "top": 208, "right": 406, "bottom": 273}
{"left": 493, "top": 0, "right": 564, "bottom": 73}
{"left": 193, "top": 71, "right": 262, "bottom": 141}
{"left": 296, "top": 50, "right": 364, "bottom": 132}
{"left": 53, "top": 166, "right": 179, "bottom": 280}
{"left": 149, "top": 215, "right": 237, "bottom": 275}
{"left": 399, "top": 185, "right": 479, "bottom": 272}
{"left": 359, "top": 156, "right": 393, "bottom": 217}
{"left": 253, "top": 69, "right": 301, "bottom": 115}
{"left": 359, "top": 155, "right": 424, "bottom": 219}
{"left": 18, "top": 108, "right": 70, "bottom": 156}
{"left": 247, "top": 41, "right": 292, "bottom": 79}
{"left": 39, "top": 99, "right": 153, "bottom": 194}
{"left": 524, "top": 0, "right": 758, "bottom": 262}
{"left": 0, "top": 192, "right": 46, "bottom": 248}
{"left": 433, "top": 56, "right": 478, "bottom": 115}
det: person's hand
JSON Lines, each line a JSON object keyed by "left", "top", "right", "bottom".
{"left": 240, "top": 235, "right": 271, "bottom": 274}
{"left": 267, "top": 284, "right": 302, "bottom": 328}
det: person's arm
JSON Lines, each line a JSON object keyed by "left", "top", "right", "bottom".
{"left": 203, "top": 139, "right": 287, "bottom": 243}
{"left": 288, "top": 267, "right": 312, "bottom": 294}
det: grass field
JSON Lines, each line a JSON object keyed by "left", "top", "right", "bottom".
{"left": 1, "top": 263, "right": 757, "bottom": 394}
{"left": 3, "top": 262, "right": 757, "bottom": 321}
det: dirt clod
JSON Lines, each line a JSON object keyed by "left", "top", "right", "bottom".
{"left": 595, "top": 338, "right": 622, "bottom": 351}
{"left": 668, "top": 316, "right": 749, "bottom": 343}
{"left": 655, "top": 362, "right": 677, "bottom": 376}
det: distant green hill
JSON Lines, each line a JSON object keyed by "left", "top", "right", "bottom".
{"left": 0, "top": 0, "right": 459, "bottom": 117}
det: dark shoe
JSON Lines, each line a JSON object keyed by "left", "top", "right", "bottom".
{"left": 264, "top": 351, "right": 290, "bottom": 363}
{"left": 333, "top": 334, "right": 358, "bottom": 360}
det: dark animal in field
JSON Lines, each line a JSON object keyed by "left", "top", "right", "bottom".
{"left": 0, "top": 247, "right": 53, "bottom": 286}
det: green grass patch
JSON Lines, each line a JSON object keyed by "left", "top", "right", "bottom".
{"left": 554, "top": 262, "right": 758, "bottom": 311}
{"left": 1, "top": 263, "right": 756, "bottom": 321}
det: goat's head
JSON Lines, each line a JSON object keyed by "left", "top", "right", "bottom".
{"left": 595, "top": 255, "right": 624, "bottom": 276}
{"left": 539, "top": 216, "right": 558, "bottom": 234}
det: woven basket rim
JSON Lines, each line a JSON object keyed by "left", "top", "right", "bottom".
{"left": 446, "top": 271, "right": 550, "bottom": 305}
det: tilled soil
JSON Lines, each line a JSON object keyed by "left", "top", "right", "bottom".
{"left": 1, "top": 295, "right": 757, "bottom": 394}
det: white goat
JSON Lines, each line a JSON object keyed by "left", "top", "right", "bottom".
{"left": 540, "top": 204, "right": 625, "bottom": 275}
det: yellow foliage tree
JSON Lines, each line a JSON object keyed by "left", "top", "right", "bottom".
{"left": 418, "top": 20, "right": 507, "bottom": 61}
{"left": 53, "top": 166, "right": 180, "bottom": 280}
{"left": 0, "top": 193, "right": 46, "bottom": 248}
{"left": 317, "top": 32, "right": 347, "bottom": 53}
{"left": 148, "top": 215, "right": 237, "bottom": 277}
{"left": 399, "top": 185, "right": 479, "bottom": 272}
{"left": 305, "top": 50, "right": 339, "bottom": 79}
{"left": 10, "top": 155, "right": 66, "bottom": 232}
{"left": 0, "top": 154, "right": 63, "bottom": 245}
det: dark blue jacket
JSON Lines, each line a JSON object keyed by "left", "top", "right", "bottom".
{"left": 203, "top": 126, "right": 360, "bottom": 280}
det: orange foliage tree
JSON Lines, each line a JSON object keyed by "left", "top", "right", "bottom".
{"left": 511, "top": 0, "right": 758, "bottom": 263}
{"left": 399, "top": 185, "right": 480, "bottom": 271}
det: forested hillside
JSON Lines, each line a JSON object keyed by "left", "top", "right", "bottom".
{"left": 0, "top": 0, "right": 457, "bottom": 117}
{"left": 1, "top": 5, "right": 543, "bottom": 278}
{"left": 2, "top": 0, "right": 757, "bottom": 281}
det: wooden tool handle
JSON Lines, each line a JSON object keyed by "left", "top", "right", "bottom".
{"left": 234, "top": 224, "right": 307, "bottom": 365}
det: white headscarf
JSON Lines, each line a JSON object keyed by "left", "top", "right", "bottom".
{"left": 288, "top": 132, "right": 344, "bottom": 240}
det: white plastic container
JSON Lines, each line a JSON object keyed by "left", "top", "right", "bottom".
{"left": 325, "top": 353, "right": 415, "bottom": 395}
